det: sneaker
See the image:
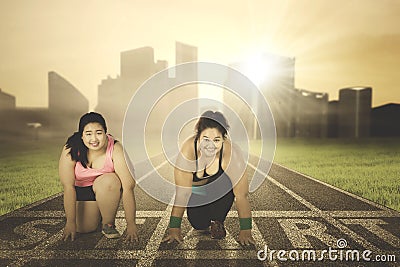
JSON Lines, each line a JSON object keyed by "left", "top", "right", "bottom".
{"left": 210, "top": 220, "right": 226, "bottom": 239}
{"left": 193, "top": 227, "right": 210, "bottom": 235}
{"left": 102, "top": 223, "right": 121, "bottom": 239}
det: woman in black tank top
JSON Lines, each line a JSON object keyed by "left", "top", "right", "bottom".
{"left": 163, "top": 111, "right": 255, "bottom": 245}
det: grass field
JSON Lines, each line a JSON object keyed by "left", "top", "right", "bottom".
{"left": 0, "top": 137, "right": 399, "bottom": 215}
{"left": 0, "top": 138, "right": 63, "bottom": 215}
{"left": 272, "top": 138, "right": 400, "bottom": 211}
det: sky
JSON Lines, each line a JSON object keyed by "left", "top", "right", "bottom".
{"left": 0, "top": 0, "right": 399, "bottom": 109}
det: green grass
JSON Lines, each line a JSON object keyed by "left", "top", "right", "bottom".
{"left": 0, "top": 138, "right": 63, "bottom": 215}
{"left": 0, "top": 137, "right": 399, "bottom": 216}
{"left": 271, "top": 138, "right": 400, "bottom": 211}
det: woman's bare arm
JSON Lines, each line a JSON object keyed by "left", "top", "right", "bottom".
{"left": 59, "top": 146, "right": 77, "bottom": 241}
{"left": 113, "top": 142, "right": 138, "bottom": 242}
{"left": 225, "top": 143, "right": 255, "bottom": 245}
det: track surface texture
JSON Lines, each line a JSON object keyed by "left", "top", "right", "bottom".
{"left": 1, "top": 159, "right": 399, "bottom": 267}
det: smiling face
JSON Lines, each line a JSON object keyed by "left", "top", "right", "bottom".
{"left": 81, "top": 122, "right": 107, "bottom": 151}
{"left": 198, "top": 127, "right": 224, "bottom": 158}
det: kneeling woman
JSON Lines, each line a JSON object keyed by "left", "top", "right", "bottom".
{"left": 163, "top": 111, "right": 255, "bottom": 245}
{"left": 59, "top": 112, "right": 138, "bottom": 241}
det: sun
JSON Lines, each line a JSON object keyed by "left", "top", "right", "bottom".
{"left": 242, "top": 54, "right": 276, "bottom": 86}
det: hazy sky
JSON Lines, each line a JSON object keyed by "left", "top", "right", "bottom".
{"left": 1, "top": 0, "right": 399, "bottom": 109}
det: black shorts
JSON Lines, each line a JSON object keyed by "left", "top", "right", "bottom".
{"left": 75, "top": 186, "right": 96, "bottom": 201}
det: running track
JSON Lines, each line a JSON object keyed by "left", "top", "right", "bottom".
{"left": 0, "top": 155, "right": 399, "bottom": 267}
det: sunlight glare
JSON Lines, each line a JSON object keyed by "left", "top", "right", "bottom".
{"left": 242, "top": 54, "right": 275, "bottom": 86}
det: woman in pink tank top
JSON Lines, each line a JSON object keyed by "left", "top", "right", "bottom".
{"left": 59, "top": 112, "right": 138, "bottom": 242}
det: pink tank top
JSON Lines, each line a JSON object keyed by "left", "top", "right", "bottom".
{"left": 74, "top": 134, "right": 115, "bottom": 187}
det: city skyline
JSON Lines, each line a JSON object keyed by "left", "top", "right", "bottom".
{"left": 4, "top": 45, "right": 393, "bottom": 139}
{"left": 1, "top": 0, "right": 400, "bottom": 109}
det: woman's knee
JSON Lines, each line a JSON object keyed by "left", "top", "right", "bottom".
{"left": 187, "top": 208, "right": 210, "bottom": 230}
{"left": 75, "top": 201, "right": 100, "bottom": 233}
{"left": 77, "top": 222, "right": 99, "bottom": 233}
{"left": 93, "top": 173, "right": 121, "bottom": 193}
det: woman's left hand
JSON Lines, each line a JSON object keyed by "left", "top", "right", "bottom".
{"left": 125, "top": 223, "right": 139, "bottom": 242}
{"left": 238, "top": 229, "right": 256, "bottom": 246}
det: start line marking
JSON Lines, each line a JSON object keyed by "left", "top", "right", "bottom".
{"left": 1, "top": 160, "right": 399, "bottom": 267}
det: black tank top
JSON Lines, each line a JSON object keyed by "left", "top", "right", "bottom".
{"left": 193, "top": 138, "right": 224, "bottom": 183}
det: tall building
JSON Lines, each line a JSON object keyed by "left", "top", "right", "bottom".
{"left": 96, "top": 47, "right": 160, "bottom": 137}
{"left": 338, "top": 87, "right": 372, "bottom": 138}
{"left": 227, "top": 53, "right": 296, "bottom": 138}
{"left": 96, "top": 43, "right": 198, "bottom": 138}
{"left": 293, "top": 89, "right": 328, "bottom": 138}
{"left": 0, "top": 88, "right": 16, "bottom": 110}
{"left": 48, "top": 71, "right": 88, "bottom": 114}
{"left": 327, "top": 100, "right": 339, "bottom": 138}
{"left": 176, "top": 41, "right": 198, "bottom": 65}
{"left": 48, "top": 71, "right": 89, "bottom": 135}
{"left": 146, "top": 42, "right": 198, "bottom": 139}
{"left": 0, "top": 89, "right": 18, "bottom": 137}
{"left": 0, "top": 72, "right": 88, "bottom": 139}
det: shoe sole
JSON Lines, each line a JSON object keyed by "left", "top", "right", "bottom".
{"left": 210, "top": 234, "right": 226, "bottom": 239}
{"left": 101, "top": 230, "right": 121, "bottom": 239}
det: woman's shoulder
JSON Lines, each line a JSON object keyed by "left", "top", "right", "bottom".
{"left": 222, "top": 139, "right": 233, "bottom": 154}
{"left": 61, "top": 145, "right": 72, "bottom": 156}
{"left": 112, "top": 141, "right": 123, "bottom": 154}
{"left": 180, "top": 136, "right": 196, "bottom": 159}
{"left": 222, "top": 140, "right": 243, "bottom": 160}
{"left": 59, "top": 145, "right": 75, "bottom": 165}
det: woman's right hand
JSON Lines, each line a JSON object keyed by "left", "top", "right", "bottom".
{"left": 162, "top": 228, "right": 183, "bottom": 243}
{"left": 63, "top": 221, "right": 76, "bottom": 241}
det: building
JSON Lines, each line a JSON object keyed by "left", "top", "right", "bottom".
{"left": 227, "top": 53, "right": 296, "bottom": 138}
{"left": 293, "top": 89, "right": 328, "bottom": 138}
{"left": 0, "top": 72, "right": 88, "bottom": 139}
{"left": 0, "top": 88, "right": 17, "bottom": 136}
{"left": 96, "top": 42, "right": 198, "bottom": 138}
{"left": 96, "top": 47, "right": 162, "bottom": 137}
{"left": 338, "top": 87, "right": 372, "bottom": 138}
{"left": 371, "top": 103, "right": 400, "bottom": 137}
{"left": 0, "top": 88, "right": 16, "bottom": 110}
{"left": 327, "top": 100, "right": 339, "bottom": 138}
{"left": 0, "top": 89, "right": 47, "bottom": 138}
{"left": 147, "top": 42, "right": 199, "bottom": 139}
{"left": 48, "top": 71, "right": 89, "bottom": 135}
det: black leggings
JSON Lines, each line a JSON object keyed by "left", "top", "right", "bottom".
{"left": 187, "top": 189, "right": 234, "bottom": 230}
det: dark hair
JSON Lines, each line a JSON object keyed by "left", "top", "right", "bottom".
{"left": 65, "top": 112, "right": 107, "bottom": 167}
{"left": 195, "top": 110, "right": 230, "bottom": 140}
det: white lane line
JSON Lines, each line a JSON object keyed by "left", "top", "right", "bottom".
{"left": 322, "top": 210, "right": 400, "bottom": 218}
{"left": 274, "top": 162, "right": 398, "bottom": 213}
{"left": 3, "top": 157, "right": 398, "bottom": 265}
{"left": 0, "top": 192, "right": 64, "bottom": 221}
{"left": 8, "top": 228, "right": 64, "bottom": 266}
{"left": 340, "top": 218, "right": 400, "bottom": 248}
{"left": 131, "top": 159, "right": 172, "bottom": 267}
{"left": 0, "top": 250, "right": 145, "bottom": 260}
{"left": 135, "top": 203, "right": 172, "bottom": 267}
{"left": 95, "top": 218, "right": 146, "bottom": 249}
{"left": 249, "top": 210, "right": 400, "bottom": 218}
{"left": 11, "top": 210, "right": 400, "bottom": 218}
{"left": 0, "top": 156, "right": 167, "bottom": 221}
{"left": 248, "top": 162, "right": 381, "bottom": 253}
{"left": 251, "top": 218, "right": 280, "bottom": 267}
{"left": 156, "top": 250, "right": 256, "bottom": 260}
{"left": 2, "top": 248, "right": 398, "bottom": 261}
{"left": 135, "top": 160, "right": 169, "bottom": 184}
